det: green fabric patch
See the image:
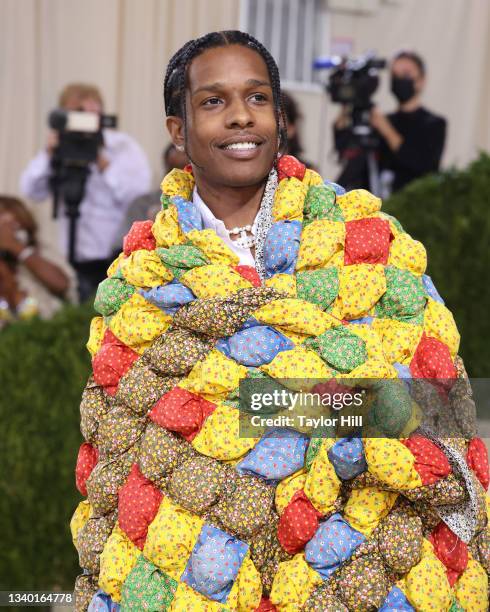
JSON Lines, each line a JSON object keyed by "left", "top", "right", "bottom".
{"left": 94, "top": 277, "right": 135, "bottom": 317}
{"left": 448, "top": 598, "right": 465, "bottom": 612}
{"left": 303, "top": 185, "right": 343, "bottom": 225}
{"left": 305, "top": 325, "right": 367, "bottom": 373}
{"left": 305, "top": 438, "right": 323, "bottom": 470}
{"left": 367, "top": 380, "right": 412, "bottom": 437}
{"left": 160, "top": 194, "right": 173, "bottom": 210}
{"left": 296, "top": 268, "right": 339, "bottom": 311}
{"left": 121, "top": 555, "right": 178, "bottom": 611}
{"left": 157, "top": 244, "right": 209, "bottom": 279}
{"left": 375, "top": 265, "right": 426, "bottom": 322}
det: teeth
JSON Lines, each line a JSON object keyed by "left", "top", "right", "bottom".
{"left": 224, "top": 142, "right": 258, "bottom": 150}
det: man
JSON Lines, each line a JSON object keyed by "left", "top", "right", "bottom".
{"left": 371, "top": 50, "right": 447, "bottom": 193}
{"left": 20, "top": 83, "right": 151, "bottom": 300}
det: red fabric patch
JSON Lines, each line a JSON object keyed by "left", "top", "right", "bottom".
{"left": 277, "top": 155, "right": 306, "bottom": 182}
{"left": 149, "top": 386, "right": 216, "bottom": 441}
{"left": 466, "top": 437, "right": 490, "bottom": 491}
{"left": 92, "top": 330, "right": 139, "bottom": 396}
{"left": 75, "top": 442, "right": 99, "bottom": 497}
{"left": 123, "top": 220, "right": 156, "bottom": 256}
{"left": 401, "top": 433, "right": 451, "bottom": 485}
{"left": 234, "top": 265, "right": 261, "bottom": 287}
{"left": 255, "top": 599, "right": 278, "bottom": 612}
{"left": 184, "top": 164, "right": 193, "bottom": 174}
{"left": 410, "top": 333, "right": 457, "bottom": 394}
{"left": 118, "top": 463, "right": 163, "bottom": 550}
{"left": 277, "top": 490, "right": 322, "bottom": 554}
{"left": 429, "top": 522, "right": 468, "bottom": 586}
{"left": 344, "top": 218, "right": 391, "bottom": 265}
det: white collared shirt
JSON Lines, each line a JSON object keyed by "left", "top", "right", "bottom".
{"left": 192, "top": 187, "right": 256, "bottom": 267}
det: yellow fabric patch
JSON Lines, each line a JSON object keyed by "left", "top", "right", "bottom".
{"left": 376, "top": 212, "right": 403, "bottom": 237}
{"left": 109, "top": 292, "right": 172, "bottom": 354}
{"left": 264, "top": 274, "right": 297, "bottom": 297}
{"left": 152, "top": 206, "right": 186, "bottom": 248}
{"left": 347, "top": 323, "right": 386, "bottom": 362}
{"left": 144, "top": 496, "right": 203, "bottom": 580}
{"left": 399, "top": 401, "right": 423, "bottom": 438}
{"left": 260, "top": 346, "right": 333, "bottom": 388}
{"left": 336, "top": 189, "right": 381, "bottom": 221}
{"left": 270, "top": 553, "right": 323, "bottom": 611}
{"left": 333, "top": 264, "right": 386, "bottom": 320}
{"left": 272, "top": 177, "right": 307, "bottom": 222}
{"left": 343, "top": 487, "right": 398, "bottom": 536}
{"left": 230, "top": 555, "right": 263, "bottom": 612}
{"left": 402, "top": 539, "right": 452, "bottom": 611}
{"left": 107, "top": 252, "right": 126, "bottom": 277}
{"left": 423, "top": 299, "right": 460, "bottom": 359}
{"left": 160, "top": 168, "right": 195, "bottom": 200}
{"left": 454, "top": 556, "right": 489, "bottom": 612}
{"left": 191, "top": 403, "right": 257, "bottom": 461}
{"left": 364, "top": 438, "right": 422, "bottom": 490}
{"left": 187, "top": 229, "right": 239, "bottom": 266}
{"left": 170, "top": 581, "right": 223, "bottom": 611}
{"left": 389, "top": 232, "right": 427, "bottom": 276}
{"left": 180, "top": 349, "right": 247, "bottom": 402}
{"left": 273, "top": 326, "right": 308, "bottom": 345}
{"left": 296, "top": 220, "right": 345, "bottom": 271}
{"left": 338, "top": 359, "right": 398, "bottom": 380}
{"left": 253, "top": 298, "right": 336, "bottom": 336}
{"left": 372, "top": 318, "right": 423, "bottom": 365}
{"left": 275, "top": 469, "right": 307, "bottom": 514}
{"left": 303, "top": 169, "right": 324, "bottom": 187}
{"left": 70, "top": 500, "right": 92, "bottom": 549}
{"left": 119, "top": 249, "right": 173, "bottom": 288}
{"left": 180, "top": 264, "right": 252, "bottom": 298}
{"left": 86, "top": 316, "right": 106, "bottom": 357}
{"left": 99, "top": 523, "right": 140, "bottom": 603}
{"left": 304, "top": 441, "right": 341, "bottom": 514}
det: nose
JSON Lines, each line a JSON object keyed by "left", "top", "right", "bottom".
{"left": 225, "top": 95, "right": 254, "bottom": 130}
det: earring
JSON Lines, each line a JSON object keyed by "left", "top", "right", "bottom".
{"left": 175, "top": 144, "right": 184, "bottom": 152}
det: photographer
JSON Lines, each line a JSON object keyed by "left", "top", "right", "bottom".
{"left": 373, "top": 51, "right": 447, "bottom": 193}
{"left": 20, "top": 83, "right": 151, "bottom": 301}
{"left": 0, "top": 196, "right": 77, "bottom": 328}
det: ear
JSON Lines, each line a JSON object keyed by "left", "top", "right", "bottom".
{"left": 166, "top": 116, "right": 185, "bottom": 149}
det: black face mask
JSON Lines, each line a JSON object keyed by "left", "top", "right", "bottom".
{"left": 391, "top": 76, "right": 416, "bottom": 103}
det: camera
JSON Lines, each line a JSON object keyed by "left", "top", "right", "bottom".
{"left": 314, "top": 53, "right": 386, "bottom": 148}
{"left": 48, "top": 109, "right": 117, "bottom": 167}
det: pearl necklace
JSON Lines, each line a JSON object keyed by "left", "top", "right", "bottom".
{"left": 226, "top": 224, "right": 255, "bottom": 249}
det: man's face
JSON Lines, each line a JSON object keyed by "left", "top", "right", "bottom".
{"left": 391, "top": 58, "right": 424, "bottom": 94}
{"left": 63, "top": 95, "right": 102, "bottom": 114}
{"left": 167, "top": 44, "right": 278, "bottom": 189}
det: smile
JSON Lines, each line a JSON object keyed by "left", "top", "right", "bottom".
{"left": 222, "top": 141, "right": 259, "bottom": 150}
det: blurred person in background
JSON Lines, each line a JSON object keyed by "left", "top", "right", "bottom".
{"left": 373, "top": 50, "right": 447, "bottom": 193}
{"left": 281, "top": 91, "right": 319, "bottom": 172}
{"left": 0, "top": 196, "right": 77, "bottom": 328}
{"left": 20, "top": 83, "right": 151, "bottom": 301}
{"left": 111, "top": 142, "right": 188, "bottom": 254}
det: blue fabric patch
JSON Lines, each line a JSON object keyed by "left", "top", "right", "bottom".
{"left": 88, "top": 590, "right": 120, "bottom": 612}
{"left": 236, "top": 428, "right": 308, "bottom": 482}
{"left": 173, "top": 196, "right": 203, "bottom": 233}
{"left": 379, "top": 586, "right": 414, "bottom": 611}
{"left": 263, "top": 220, "right": 302, "bottom": 279}
{"left": 327, "top": 436, "right": 367, "bottom": 480}
{"left": 422, "top": 274, "right": 444, "bottom": 304}
{"left": 304, "top": 513, "right": 365, "bottom": 579}
{"left": 140, "top": 281, "right": 195, "bottom": 314}
{"left": 181, "top": 524, "right": 248, "bottom": 603}
{"left": 215, "top": 325, "right": 294, "bottom": 367}
{"left": 324, "top": 180, "right": 346, "bottom": 196}
{"left": 394, "top": 362, "right": 413, "bottom": 387}
{"left": 348, "top": 316, "right": 374, "bottom": 325}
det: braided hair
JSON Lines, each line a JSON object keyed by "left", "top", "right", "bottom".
{"left": 163, "top": 31, "right": 288, "bottom": 157}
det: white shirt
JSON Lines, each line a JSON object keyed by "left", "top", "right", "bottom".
{"left": 192, "top": 187, "right": 256, "bottom": 267}
{"left": 20, "top": 129, "right": 151, "bottom": 261}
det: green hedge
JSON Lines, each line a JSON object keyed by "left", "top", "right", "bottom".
{"left": 0, "top": 302, "right": 93, "bottom": 592}
{"left": 384, "top": 153, "right": 490, "bottom": 377}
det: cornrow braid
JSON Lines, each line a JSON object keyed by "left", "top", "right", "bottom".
{"left": 163, "top": 30, "right": 288, "bottom": 160}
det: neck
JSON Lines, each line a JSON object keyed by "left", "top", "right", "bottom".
{"left": 399, "top": 96, "right": 421, "bottom": 112}
{"left": 194, "top": 176, "right": 268, "bottom": 229}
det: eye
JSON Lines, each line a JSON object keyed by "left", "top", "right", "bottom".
{"left": 249, "top": 93, "right": 268, "bottom": 103}
{"left": 202, "top": 97, "right": 223, "bottom": 106}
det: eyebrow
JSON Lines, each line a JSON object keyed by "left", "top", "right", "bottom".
{"left": 191, "top": 78, "right": 272, "bottom": 96}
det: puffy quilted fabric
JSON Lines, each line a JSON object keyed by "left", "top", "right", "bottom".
{"left": 71, "top": 159, "right": 487, "bottom": 611}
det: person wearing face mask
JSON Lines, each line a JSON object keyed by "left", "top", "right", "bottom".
{"left": 370, "top": 50, "right": 447, "bottom": 193}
